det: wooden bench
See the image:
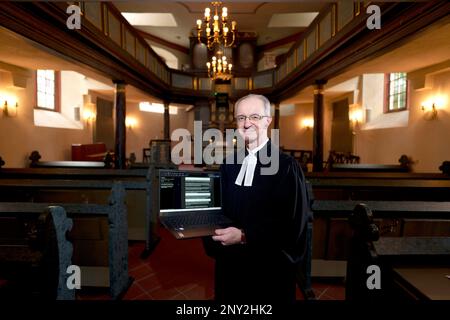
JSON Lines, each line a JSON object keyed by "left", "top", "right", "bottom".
{"left": 282, "top": 149, "right": 312, "bottom": 172}
{"left": 306, "top": 172, "right": 450, "bottom": 201}
{"left": 0, "top": 204, "right": 73, "bottom": 299}
{"left": 329, "top": 163, "right": 409, "bottom": 173}
{"left": 306, "top": 173, "right": 450, "bottom": 277}
{"left": 0, "top": 181, "right": 131, "bottom": 299}
{"left": 345, "top": 203, "right": 450, "bottom": 300}
{"left": 30, "top": 161, "right": 106, "bottom": 169}
{"left": 0, "top": 167, "right": 160, "bottom": 257}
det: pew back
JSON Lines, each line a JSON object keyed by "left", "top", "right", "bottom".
{"left": 345, "top": 203, "right": 450, "bottom": 300}
{"left": 0, "top": 167, "right": 157, "bottom": 255}
{"left": 0, "top": 181, "right": 130, "bottom": 299}
{"left": 0, "top": 204, "right": 73, "bottom": 299}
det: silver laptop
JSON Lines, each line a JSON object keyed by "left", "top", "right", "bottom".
{"left": 158, "top": 169, "right": 232, "bottom": 239}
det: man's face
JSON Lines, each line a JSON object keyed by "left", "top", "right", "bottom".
{"left": 235, "top": 97, "right": 272, "bottom": 146}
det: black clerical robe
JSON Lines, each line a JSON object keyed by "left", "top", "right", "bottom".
{"left": 203, "top": 141, "right": 309, "bottom": 302}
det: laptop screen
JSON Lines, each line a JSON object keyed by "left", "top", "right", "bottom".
{"left": 159, "top": 170, "right": 222, "bottom": 214}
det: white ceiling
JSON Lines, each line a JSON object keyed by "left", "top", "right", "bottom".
{"left": 114, "top": 1, "right": 325, "bottom": 47}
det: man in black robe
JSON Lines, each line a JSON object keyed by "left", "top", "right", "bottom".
{"left": 203, "top": 94, "right": 309, "bottom": 302}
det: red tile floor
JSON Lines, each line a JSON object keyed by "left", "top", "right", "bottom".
{"left": 78, "top": 227, "right": 345, "bottom": 300}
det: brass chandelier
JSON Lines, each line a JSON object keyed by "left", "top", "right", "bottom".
{"left": 206, "top": 53, "right": 233, "bottom": 80}
{"left": 196, "top": 1, "right": 237, "bottom": 50}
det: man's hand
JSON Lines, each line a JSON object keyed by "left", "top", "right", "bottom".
{"left": 212, "top": 227, "right": 242, "bottom": 246}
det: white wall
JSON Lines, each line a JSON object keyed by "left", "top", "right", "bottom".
{"left": 0, "top": 67, "right": 92, "bottom": 167}
{"left": 279, "top": 103, "right": 314, "bottom": 150}
{"left": 355, "top": 63, "right": 450, "bottom": 172}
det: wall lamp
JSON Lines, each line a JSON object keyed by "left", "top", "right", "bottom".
{"left": 421, "top": 96, "right": 446, "bottom": 120}
{"left": 83, "top": 110, "right": 96, "bottom": 123}
{"left": 301, "top": 118, "right": 314, "bottom": 130}
{"left": 0, "top": 97, "right": 19, "bottom": 117}
{"left": 421, "top": 102, "right": 438, "bottom": 120}
{"left": 125, "top": 117, "right": 137, "bottom": 130}
{"left": 348, "top": 104, "right": 363, "bottom": 126}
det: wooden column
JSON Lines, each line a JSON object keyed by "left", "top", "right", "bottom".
{"left": 274, "top": 102, "right": 280, "bottom": 130}
{"left": 163, "top": 101, "right": 170, "bottom": 140}
{"left": 114, "top": 81, "right": 126, "bottom": 169}
{"left": 313, "top": 80, "right": 327, "bottom": 172}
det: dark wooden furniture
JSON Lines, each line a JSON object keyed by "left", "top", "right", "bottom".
{"left": 345, "top": 203, "right": 450, "bottom": 300}
{"left": 0, "top": 205, "right": 73, "bottom": 299}
{"left": 283, "top": 149, "right": 313, "bottom": 172}
{"left": 391, "top": 266, "right": 450, "bottom": 300}
{"left": 0, "top": 167, "right": 159, "bottom": 257}
{"left": 330, "top": 163, "right": 409, "bottom": 172}
{"left": 71, "top": 143, "right": 107, "bottom": 161}
{"left": 31, "top": 161, "right": 106, "bottom": 169}
{"left": 0, "top": 179, "right": 132, "bottom": 299}
{"left": 306, "top": 172, "right": 450, "bottom": 278}
{"left": 326, "top": 150, "right": 360, "bottom": 168}
{"left": 142, "top": 148, "right": 151, "bottom": 164}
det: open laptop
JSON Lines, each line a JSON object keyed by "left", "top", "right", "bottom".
{"left": 158, "top": 169, "right": 233, "bottom": 239}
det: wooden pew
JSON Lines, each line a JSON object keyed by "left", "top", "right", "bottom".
{"left": 282, "top": 149, "right": 313, "bottom": 171}
{"left": 0, "top": 204, "right": 73, "bottom": 299}
{"left": 306, "top": 171, "right": 450, "bottom": 201}
{"left": 31, "top": 161, "right": 106, "bottom": 169}
{"left": 306, "top": 172, "right": 450, "bottom": 277}
{"left": 345, "top": 203, "right": 450, "bottom": 300}
{"left": 329, "top": 163, "right": 409, "bottom": 173}
{"left": 0, "top": 167, "right": 159, "bottom": 257}
{"left": 0, "top": 181, "right": 131, "bottom": 299}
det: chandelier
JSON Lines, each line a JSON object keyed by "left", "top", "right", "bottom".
{"left": 206, "top": 53, "right": 233, "bottom": 80}
{"left": 196, "top": 1, "right": 237, "bottom": 50}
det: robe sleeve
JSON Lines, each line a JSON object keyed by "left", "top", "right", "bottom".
{"left": 280, "top": 157, "right": 311, "bottom": 264}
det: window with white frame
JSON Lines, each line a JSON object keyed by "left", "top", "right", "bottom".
{"left": 386, "top": 72, "right": 408, "bottom": 112}
{"left": 36, "top": 70, "right": 59, "bottom": 111}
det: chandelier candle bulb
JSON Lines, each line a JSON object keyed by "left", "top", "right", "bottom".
{"left": 196, "top": 1, "right": 237, "bottom": 50}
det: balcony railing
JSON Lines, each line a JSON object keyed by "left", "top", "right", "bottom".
{"left": 79, "top": 1, "right": 366, "bottom": 96}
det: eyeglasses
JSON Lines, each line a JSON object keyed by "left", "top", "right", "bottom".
{"left": 235, "top": 114, "right": 269, "bottom": 123}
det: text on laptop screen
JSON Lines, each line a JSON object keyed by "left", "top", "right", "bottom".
{"left": 159, "top": 171, "right": 221, "bottom": 212}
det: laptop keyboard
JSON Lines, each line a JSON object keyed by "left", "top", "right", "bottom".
{"left": 163, "top": 213, "right": 231, "bottom": 229}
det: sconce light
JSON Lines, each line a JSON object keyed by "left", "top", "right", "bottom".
{"left": 421, "top": 96, "right": 446, "bottom": 120}
{"left": 0, "top": 96, "right": 19, "bottom": 117}
{"left": 125, "top": 117, "right": 137, "bottom": 130}
{"left": 301, "top": 118, "right": 314, "bottom": 130}
{"left": 83, "top": 110, "right": 96, "bottom": 123}
{"left": 348, "top": 103, "right": 363, "bottom": 124}
{"left": 421, "top": 102, "right": 437, "bottom": 120}
{"left": 350, "top": 110, "right": 363, "bottom": 124}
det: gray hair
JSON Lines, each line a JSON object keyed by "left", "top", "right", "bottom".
{"left": 234, "top": 94, "right": 271, "bottom": 116}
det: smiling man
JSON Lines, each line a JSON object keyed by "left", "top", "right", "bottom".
{"left": 203, "top": 94, "right": 310, "bottom": 302}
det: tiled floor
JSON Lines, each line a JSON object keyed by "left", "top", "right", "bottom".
{"left": 78, "top": 227, "right": 346, "bottom": 300}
